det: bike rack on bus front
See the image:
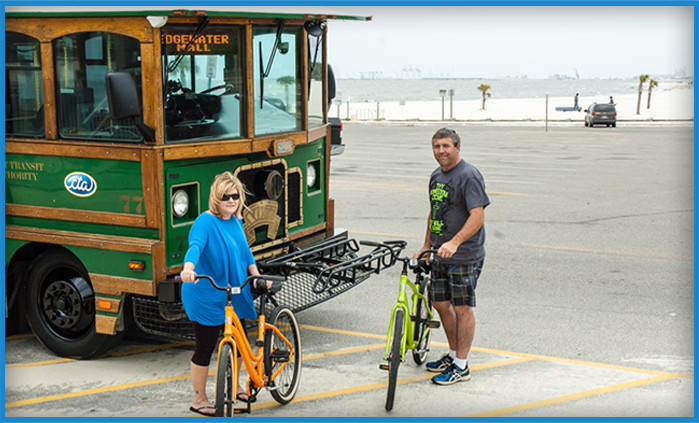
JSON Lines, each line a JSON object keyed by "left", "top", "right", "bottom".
{"left": 131, "top": 236, "right": 407, "bottom": 340}
{"left": 257, "top": 237, "right": 407, "bottom": 313}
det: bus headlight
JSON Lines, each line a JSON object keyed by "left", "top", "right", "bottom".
{"left": 172, "top": 189, "right": 189, "bottom": 218}
{"left": 306, "top": 163, "right": 317, "bottom": 189}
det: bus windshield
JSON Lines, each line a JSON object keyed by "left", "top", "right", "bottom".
{"left": 162, "top": 24, "right": 244, "bottom": 142}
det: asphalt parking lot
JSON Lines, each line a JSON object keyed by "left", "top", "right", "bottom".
{"left": 4, "top": 122, "right": 694, "bottom": 418}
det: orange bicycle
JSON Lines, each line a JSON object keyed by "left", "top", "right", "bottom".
{"left": 177, "top": 273, "right": 302, "bottom": 416}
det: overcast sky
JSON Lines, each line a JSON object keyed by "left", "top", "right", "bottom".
{"left": 326, "top": 6, "right": 694, "bottom": 79}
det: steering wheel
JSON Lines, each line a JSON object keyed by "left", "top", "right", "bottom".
{"left": 200, "top": 84, "right": 235, "bottom": 96}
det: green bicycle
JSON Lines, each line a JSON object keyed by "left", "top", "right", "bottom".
{"left": 362, "top": 241, "right": 441, "bottom": 411}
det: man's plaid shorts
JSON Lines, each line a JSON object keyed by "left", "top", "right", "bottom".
{"left": 429, "top": 260, "right": 484, "bottom": 307}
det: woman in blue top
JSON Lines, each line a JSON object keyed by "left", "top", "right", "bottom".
{"left": 180, "top": 171, "right": 265, "bottom": 416}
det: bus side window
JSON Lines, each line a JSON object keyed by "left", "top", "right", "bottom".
{"left": 5, "top": 32, "right": 43, "bottom": 138}
{"left": 53, "top": 32, "right": 143, "bottom": 142}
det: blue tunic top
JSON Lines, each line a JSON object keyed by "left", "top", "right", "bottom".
{"left": 182, "top": 212, "right": 256, "bottom": 326}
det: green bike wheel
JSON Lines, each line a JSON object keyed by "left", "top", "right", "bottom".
{"left": 386, "top": 308, "right": 404, "bottom": 411}
{"left": 264, "top": 306, "right": 302, "bottom": 404}
{"left": 215, "top": 342, "right": 235, "bottom": 417}
{"left": 412, "top": 286, "right": 433, "bottom": 365}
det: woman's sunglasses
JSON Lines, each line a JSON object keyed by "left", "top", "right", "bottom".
{"left": 221, "top": 193, "right": 240, "bottom": 201}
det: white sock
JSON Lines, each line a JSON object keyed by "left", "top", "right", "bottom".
{"left": 453, "top": 357, "right": 468, "bottom": 370}
{"left": 448, "top": 350, "right": 456, "bottom": 359}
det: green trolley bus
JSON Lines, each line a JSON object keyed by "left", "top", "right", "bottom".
{"left": 5, "top": 7, "right": 395, "bottom": 359}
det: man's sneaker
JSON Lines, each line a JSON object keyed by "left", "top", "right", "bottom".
{"left": 431, "top": 363, "right": 471, "bottom": 385}
{"left": 425, "top": 353, "right": 453, "bottom": 373}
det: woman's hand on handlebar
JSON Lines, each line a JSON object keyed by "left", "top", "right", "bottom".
{"left": 253, "top": 277, "right": 272, "bottom": 290}
{"left": 180, "top": 263, "right": 197, "bottom": 283}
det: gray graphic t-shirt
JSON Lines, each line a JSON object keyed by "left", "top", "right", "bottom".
{"left": 429, "top": 160, "right": 490, "bottom": 264}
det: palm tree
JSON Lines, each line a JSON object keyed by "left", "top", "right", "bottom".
{"left": 647, "top": 79, "right": 658, "bottom": 109}
{"left": 476, "top": 84, "right": 491, "bottom": 110}
{"left": 636, "top": 74, "right": 649, "bottom": 115}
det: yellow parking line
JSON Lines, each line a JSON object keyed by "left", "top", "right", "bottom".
{"left": 300, "top": 324, "right": 388, "bottom": 340}
{"left": 302, "top": 325, "right": 693, "bottom": 380}
{"left": 5, "top": 341, "right": 194, "bottom": 369}
{"left": 6, "top": 373, "right": 192, "bottom": 408}
{"left": 304, "top": 343, "right": 385, "bottom": 360}
{"left": 4, "top": 333, "right": 34, "bottom": 341}
{"left": 252, "top": 356, "right": 532, "bottom": 411}
{"left": 5, "top": 357, "right": 76, "bottom": 368}
{"left": 467, "top": 374, "right": 676, "bottom": 417}
{"left": 7, "top": 325, "right": 691, "bottom": 413}
{"left": 4, "top": 339, "right": 382, "bottom": 408}
{"left": 474, "top": 346, "right": 694, "bottom": 379}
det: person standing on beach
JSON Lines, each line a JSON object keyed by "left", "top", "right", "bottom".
{"left": 609, "top": 96, "right": 614, "bottom": 104}
{"left": 574, "top": 93, "right": 579, "bottom": 110}
{"left": 414, "top": 127, "right": 490, "bottom": 385}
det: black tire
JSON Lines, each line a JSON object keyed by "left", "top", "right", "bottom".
{"left": 215, "top": 342, "right": 235, "bottom": 417}
{"left": 264, "top": 306, "right": 301, "bottom": 404}
{"left": 612, "top": 123, "right": 617, "bottom": 128}
{"left": 25, "top": 248, "right": 120, "bottom": 359}
{"left": 412, "top": 293, "right": 433, "bottom": 365}
{"left": 386, "top": 308, "right": 404, "bottom": 411}
{"left": 584, "top": 120, "right": 588, "bottom": 127}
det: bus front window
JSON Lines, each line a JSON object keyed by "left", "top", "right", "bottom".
{"left": 162, "top": 25, "right": 243, "bottom": 142}
{"left": 253, "top": 25, "right": 302, "bottom": 136}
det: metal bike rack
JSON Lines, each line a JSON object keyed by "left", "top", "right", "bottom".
{"left": 257, "top": 237, "right": 406, "bottom": 313}
{"left": 132, "top": 235, "right": 406, "bottom": 340}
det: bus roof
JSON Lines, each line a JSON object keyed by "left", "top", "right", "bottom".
{"left": 4, "top": 6, "right": 371, "bottom": 21}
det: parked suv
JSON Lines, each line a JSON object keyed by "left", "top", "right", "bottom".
{"left": 584, "top": 103, "right": 617, "bottom": 127}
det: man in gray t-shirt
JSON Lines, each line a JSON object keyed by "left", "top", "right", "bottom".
{"left": 414, "top": 127, "right": 490, "bottom": 385}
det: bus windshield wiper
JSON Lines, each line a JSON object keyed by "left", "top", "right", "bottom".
{"left": 259, "top": 19, "right": 285, "bottom": 109}
{"left": 167, "top": 16, "right": 211, "bottom": 73}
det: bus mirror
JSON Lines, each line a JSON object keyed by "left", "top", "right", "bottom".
{"left": 328, "top": 64, "right": 337, "bottom": 106}
{"left": 106, "top": 72, "right": 140, "bottom": 120}
{"left": 105, "top": 72, "right": 155, "bottom": 142}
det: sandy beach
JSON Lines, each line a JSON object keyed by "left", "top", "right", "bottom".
{"left": 333, "top": 82, "right": 694, "bottom": 124}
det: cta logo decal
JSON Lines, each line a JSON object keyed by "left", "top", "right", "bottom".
{"left": 64, "top": 172, "right": 97, "bottom": 197}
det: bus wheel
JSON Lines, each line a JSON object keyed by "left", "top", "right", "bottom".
{"left": 25, "top": 248, "right": 118, "bottom": 359}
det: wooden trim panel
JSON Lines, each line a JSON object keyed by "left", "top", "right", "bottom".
{"left": 163, "top": 141, "right": 252, "bottom": 161}
{"left": 6, "top": 225, "right": 158, "bottom": 254}
{"left": 5, "top": 17, "right": 155, "bottom": 43}
{"left": 40, "top": 42, "right": 58, "bottom": 140}
{"left": 91, "top": 273, "right": 156, "bottom": 297}
{"left": 5, "top": 140, "right": 142, "bottom": 161}
{"left": 308, "top": 124, "right": 329, "bottom": 142}
{"left": 6, "top": 204, "right": 146, "bottom": 228}
{"left": 141, "top": 149, "right": 162, "bottom": 229}
{"left": 95, "top": 314, "right": 118, "bottom": 335}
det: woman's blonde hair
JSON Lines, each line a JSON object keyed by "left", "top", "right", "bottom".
{"left": 208, "top": 171, "right": 246, "bottom": 219}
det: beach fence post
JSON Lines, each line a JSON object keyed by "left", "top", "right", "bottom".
{"left": 449, "top": 89, "right": 454, "bottom": 120}
{"left": 346, "top": 100, "right": 350, "bottom": 120}
{"left": 545, "top": 94, "right": 549, "bottom": 132}
{"left": 440, "top": 89, "right": 447, "bottom": 120}
{"left": 377, "top": 101, "right": 380, "bottom": 120}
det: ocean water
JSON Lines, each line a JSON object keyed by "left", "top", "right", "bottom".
{"left": 335, "top": 78, "right": 684, "bottom": 103}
